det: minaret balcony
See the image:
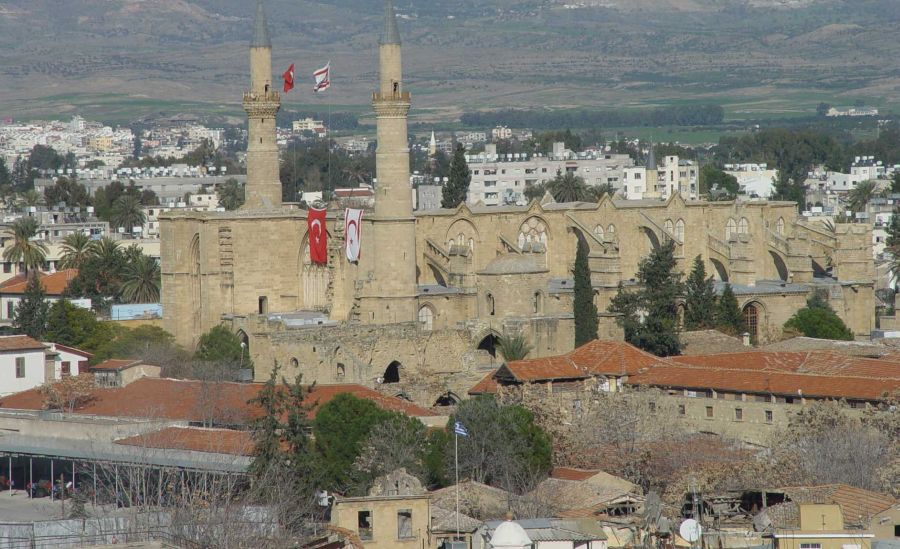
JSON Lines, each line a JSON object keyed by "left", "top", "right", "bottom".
{"left": 243, "top": 91, "right": 282, "bottom": 117}
{"left": 372, "top": 91, "right": 411, "bottom": 103}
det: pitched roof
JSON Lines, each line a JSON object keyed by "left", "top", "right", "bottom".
{"left": 551, "top": 467, "right": 601, "bottom": 482}
{"left": 52, "top": 344, "right": 93, "bottom": 359}
{"left": 0, "top": 269, "right": 77, "bottom": 296}
{"left": 781, "top": 484, "right": 897, "bottom": 523}
{"left": 680, "top": 330, "right": 748, "bottom": 356}
{"left": 0, "top": 378, "right": 435, "bottom": 423}
{"left": 0, "top": 335, "right": 46, "bottom": 352}
{"left": 115, "top": 427, "right": 254, "bottom": 456}
{"left": 90, "top": 359, "right": 144, "bottom": 371}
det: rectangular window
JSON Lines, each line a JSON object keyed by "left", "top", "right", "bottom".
{"left": 678, "top": 404, "right": 686, "bottom": 416}
{"left": 765, "top": 410, "right": 774, "bottom": 423}
{"left": 3, "top": 262, "right": 10, "bottom": 273}
{"left": 61, "top": 361, "right": 71, "bottom": 377}
{"left": 358, "top": 510, "right": 373, "bottom": 540}
{"left": 800, "top": 544, "right": 821, "bottom": 549}
{"left": 734, "top": 408, "right": 743, "bottom": 421}
{"left": 648, "top": 402, "right": 657, "bottom": 414}
{"left": 397, "top": 510, "right": 413, "bottom": 539}
{"left": 15, "top": 357, "right": 25, "bottom": 379}
{"left": 685, "top": 390, "right": 697, "bottom": 398}
{"left": 6, "top": 301, "right": 13, "bottom": 319}
{"left": 705, "top": 406, "right": 714, "bottom": 418}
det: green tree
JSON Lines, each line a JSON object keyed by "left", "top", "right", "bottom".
{"left": 716, "top": 283, "right": 745, "bottom": 336}
{"left": 120, "top": 254, "right": 160, "bottom": 303}
{"left": 449, "top": 396, "right": 552, "bottom": 490}
{"left": 3, "top": 217, "right": 48, "bottom": 275}
{"left": 110, "top": 195, "right": 146, "bottom": 232}
{"left": 90, "top": 325, "right": 177, "bottom": 362}
{"left": 523, "top": 182, "right": 548, "bottom": 203}
{"left": 548, "top": 171, "right": 588, "bottom": 203}
{"left": 886, "top": 207, "right": 900, "bottom": 250}
{"left": 13, "top": 273, "right": 49, "bottom": 339}
{"left": 66, "top": 238, "right": 126, "bottom": 311}
{"left": 195, "top": 325, "right": 244, "bottom": 363}
{"left": 683, "top": 256, "right": 717, "bottom": 331}
{"left": 699, "top": 164, "right": 739, "bottom": 197}
{"left": 847, "top": 180, "right": 878, "bottom": 214}
{"left": 496, "top": 333, "right": 533, "bottom": 362}
{"left": 0, "top": 157, "right": 11, "bottom": 189}
{"left": 891, "top": 172, "right": 900, "bottom": 194}
{"left": 58, "top": 232, "right": 95, "bottom": 271}
{"left": 784, "top": 292, "right": 853, "bottom": 341}
{"left": 573, "top": 236, "right": 599, "bottom": 347}
{"left": 313, "top": 393, "right": 394, "bottom": 492}
{"left": 440, "top": 144, "right": 471, "bottom": 208}
{"left": 609, "top": 241, "right": 682, "bottom": 356}
{"left": 217, "top": 178, "right": 246, "bottom": 211}
{"left": 353, "top": 414, "right": 431, "bottom": 493}
{"left": 43, "top": 176, "right": 91, "bottom": 208}
{"left": 45, "top": 300, "right": 101, "bottom": 348}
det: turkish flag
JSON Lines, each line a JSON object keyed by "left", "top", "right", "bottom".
{"left": 308, "top": 208, "right": 327, "bottom": 265}
{"left": 345, "top": 208, "right": 363, "bottom": 262}
{"left": 282, "top": 63, "right": 295, "bottom": 93}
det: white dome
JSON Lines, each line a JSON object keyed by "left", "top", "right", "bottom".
{"left": 490, "top": 520, "right": 532, "bottom": 548}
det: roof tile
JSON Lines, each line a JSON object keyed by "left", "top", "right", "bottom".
{"left": 0, "top": 270, "right": 77, "bottom": 296}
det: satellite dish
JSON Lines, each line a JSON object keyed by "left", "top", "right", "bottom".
{"left": 680, "top": 519, "right": 702, "bottom": 543}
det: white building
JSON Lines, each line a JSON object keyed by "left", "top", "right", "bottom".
{"left": 292, "top": 118, "right": 327, "bottom": 137}
{"left": 724, "top": 163, "right": 779, "bottom": 198}
{"left": 827, "top": 107, "right": 878, "bottom": 117}
{"left": 465, "top": 143, "right": 634, "bottom": 206}
{"left": 0, "top": 336, "right": 91, "bottom": 397}
{"left": 492, "top": 126, "right": 513, "bottom": 140}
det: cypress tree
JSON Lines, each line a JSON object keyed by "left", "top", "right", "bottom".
{"left": 440, "top": 144, "right": 471, "bottom": 208}
{"left": 716, "top": 283, "right": 745, "bottom": 336}
{"left": 13, "top": 273, "right": 49, "bottom": 339}
{"left": 683, "top": 256, "right": 717, "bottom": 330}
{"left": 573, "top": 236, "right": 599, "bottom": 347}
{"left": 886, "top": 206, "right": 900, "bottom": 249}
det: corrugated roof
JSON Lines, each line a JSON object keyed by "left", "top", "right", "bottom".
{"left": 0, "top": 269, "right": 78, "bottom": 296}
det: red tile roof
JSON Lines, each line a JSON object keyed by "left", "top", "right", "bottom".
{"left": 52, "top": 344, "right": 93, "bottom": 359}
{"left": 781, "top": 484, "right": 896, "bottom": 520}
{"left": 115, "top": 427, "right": 255, "bottom": 456}
{"left": 90, "top": 359, "right": 143, "bottom": 371}
{"left": 0, "top": 335, "right": 46, "bottom": 352}
{"left": 550, "top": 467, "right": 602, "bottom": 481}
{"left": 469, "top": 341, "right": 900, "bottom": 402}
{"left": 0, "top": 378, "right": 435, "bottom": 422}
{"left": 0, "top": 270, "right": 77, "bottom": 296}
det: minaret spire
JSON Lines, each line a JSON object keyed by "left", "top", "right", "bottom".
{"left": 381, "top": 0, "right": 401, "bottom": 45}
{"left": 251, "top": 0, "right": 272, "bottom": 48}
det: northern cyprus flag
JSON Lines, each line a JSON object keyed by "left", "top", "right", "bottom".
{"left": 345, "top": 208, "right": 363, "bottom": 262}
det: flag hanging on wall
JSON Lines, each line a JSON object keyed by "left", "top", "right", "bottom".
{"left": 308, "top": 208, "right": 328, "bottom": 265}
{"left": 345, "top": 208, "right": 364, "bottom": 262}
{"left": 313, "top": 62, "right": 331, "bottom": 93}
{"left": 282, "top": 63, "right": 295, "bottom": 93}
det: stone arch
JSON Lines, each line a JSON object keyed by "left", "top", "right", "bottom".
{"left": 447, "top": 219, "right": 479, "bottom": 249}
{"left": 769, "top": 250, "right": 790, "bottom": 282}
{"left": 476, "top": 331, "right": 500, "bottom": 359}
{"left": 726, "top": 218, "right": 737, "bottom": 240}
{"left": 235, "top": 330, "right": 249, "bottom": 363}
{"left": 427, "top": 264, "right": 448, "bottom": 287}
{"left": 336, "top": 363, "right": 346, "bottom": 380}
{"left": 641, "top": 226, "right": 661, "bottom": 252}
{"left": 383, "top": 361, "right": 401, "bottom": 384}
{"left": 434, "top": 392, "right": 461, "bottom": 407}
{"left": 675, "top": 219, "right": 685, "bottom": 243}
{"left": 418, "top": 304, "right": 435, "bottom": 331}
{"left": 299, "top": 233, "right": 332, "bottom": 310}
{"left": 517, "top": 215, "right": 550, "bottom": 250}
{"left": 710, "top": 258, "right": 729, "bottom": 282}
{"left": 742, "top": 301, "right": 765, "bottom": 343}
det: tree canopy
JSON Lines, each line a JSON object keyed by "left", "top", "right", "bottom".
{"left": 683, "top": 256, "right": 717, "bottom": 331}
{"left": 13, "top": 273, "right": 49, "bottom": 339}
{"left": 784, "top": 292, "right": 854, "bottom": 340}
{"left": 441, "top": 144, "right": 471, "bottom": 208}
{"left": 573, "top": 236, "right": 599, "bottom": 347}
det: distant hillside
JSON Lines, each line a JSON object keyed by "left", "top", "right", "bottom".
{"left": 1, "top": 0, "right": 899, "bottom": 123}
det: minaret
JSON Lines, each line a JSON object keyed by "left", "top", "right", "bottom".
{"left": 242, "top": 0, "right": 282, "bottom": 210}
{"left": 645, "top": 141, "right": 659, "bottom": 197}
{"left": 360, "top": 0, "right": 418, "bottom": 323}
{"left": 429, "top": 131, "right": 437, "bottom": 157}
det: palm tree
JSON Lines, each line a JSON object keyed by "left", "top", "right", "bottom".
{"left": 496, "top": 333, "right": 533, "bottom": 362}
{"left": 120, "top": 254, "right": 161, "bottom": 304}
{"left": 548, "top": 171, "right": 588, "bottom": 203}
{"left": 17, "top": 190, "right": 43, "bottom": 210}
{"left": 847, "top": 180, "right": 878, "bottom": 214}
{"left": 111, "top": 195, "right": 146, "bottom": 232}
{"left": 58, "top": 232, "right": 95, "bottom": 271}
{"left": 589, "top": 183, "right": 618, "bottom": 201}
{"left": 3, "top": 217, "right": 48, "bottom": 275}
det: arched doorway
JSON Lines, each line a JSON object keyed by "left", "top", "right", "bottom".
{"left": 743, "top": 303, "right": 761, "bottom": 343}
{"left": 477, "top": 334, "right": 499, "bottom": 358}
{"left": 383, "top": 361, "right": 401, "bottom": 384}
{"left": 434, "top": 392, "right": 461, "bottom": 407}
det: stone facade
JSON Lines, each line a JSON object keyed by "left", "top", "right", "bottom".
{"left": 159, "top": 1, "right": 876, "bottom": 407}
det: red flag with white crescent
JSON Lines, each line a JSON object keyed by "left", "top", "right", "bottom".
{"left": 308, "top": 208, "right": 327, "bottom": 265}
{"left": 345, "top": 208, "right": 363, "bottom": 262}
{"left": 282, "top": 63, "right": 295, "bottom": 93}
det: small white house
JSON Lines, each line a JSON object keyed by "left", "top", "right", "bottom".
{"left": 0, "top": 336, "right": 93, "bottom": 397}
{"left": 46, "top": 343, "right": 92, "bottom": 380}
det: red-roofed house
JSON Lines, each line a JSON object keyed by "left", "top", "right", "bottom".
{"left": 0, "top": 270, "right": 88, "bottom": 322}
{"left": 90, "top": 359, "right": 162, "bottom": 388}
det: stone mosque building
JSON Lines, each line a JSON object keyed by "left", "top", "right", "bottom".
{"left": 160, "top": 0, "right": 875, "bottom": 406}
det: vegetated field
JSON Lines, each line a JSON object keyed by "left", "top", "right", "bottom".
{"left": 1, "top": 0, "right": 898, "bottom": 126}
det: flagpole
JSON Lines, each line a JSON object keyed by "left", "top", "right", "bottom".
{"left": 455, "top": 430, "right": 460, "bottom": 540}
